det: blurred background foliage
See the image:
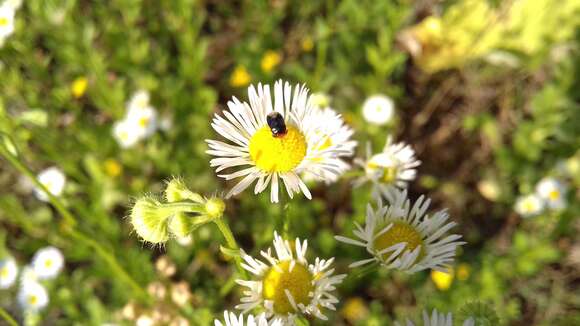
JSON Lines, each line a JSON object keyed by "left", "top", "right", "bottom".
{"left": 0, "top": 0, "right": 579, "bottom": 325}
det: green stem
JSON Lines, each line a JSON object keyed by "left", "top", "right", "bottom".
{"left": 0, "top": 144, "right": 149, "bottom": 302}
{"left": 0, "top": 307, "right": 18, "bottom": 326}
{"left": 213, "top": 217, "right": 248, "bottom": 280}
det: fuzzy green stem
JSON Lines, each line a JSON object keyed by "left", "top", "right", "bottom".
{"left": 213, "top": 217, "right": 248, "bottom": 280}
{"left": 0, "top": 145, "right": 149, "bottom": 302}
{"left": 0, "top": 307, "right": 18, "bottom": 326}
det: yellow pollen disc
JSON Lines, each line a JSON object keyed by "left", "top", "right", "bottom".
{"left": 28, "top": 295, "right": 38, "bottom": 305}
{"left": 0, "top": 18, "right": 7, "bottom": 27}
{"left": 44, "top": 259, "right": 53, "bottom": 268}
{"left": 262, "top": 260, "right": 314, "bottom": 314}
{"left": 1, "top": 268, "right": 7, "bottom": 277}
{"left": 249, "top": 126, "right": 307, "bottom": 173}
{"left": 139, "top": 117, "right": 150, "bottom": 127}
{"left": 548, "top": 190, "right": 560, "bottom": 200}
{"left": 523, "top": 201, "right": 535, "bottom": 212}
{"left": 374, "top": 222, "right": 424, "bottom": 259}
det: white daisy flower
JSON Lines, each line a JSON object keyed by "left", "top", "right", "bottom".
{"left": 127, "top": 90, "right": 151, "bottom": 112}
{"left": 396, "top": 309, "right": 475, "bottom": 326}
{"left": 18, "top": 281, "right": 49, "bottom": 312}
{"left": 0, "top": 256, "right": 18, "bottom": 289}
{"left": 33, "top": 167, "right": 66, "bottom": 202}
{"left": 362, "top": 95, "right": 395, "bottom": 125}
{"left": 19, "top": 265, "right": 38, "bottom": 285}
{"left": 335, "top": 189, "right": 465, "bottom": 273}
{"left": 535, "top": 177, "right": 567, "bottom": 210}
{"left": 354, "top": 137, "right": 421, "bottom": 198}
{"left": 514, "top": 194, "right": 544, "bottom": 217}
{"left": 126, "top": 104, "right": 158, "bottom": 139}
{"left": 214, "top": 311, "right": 281, "bottom": 326}
{"left": 236, "top": 232, "right": 346, "bottom": 324}
{"left": 112, "top": 119, "right": 141, "bottom": 148}
{"left": 31, "top": 246, "right": 64, "bottom": 280}
{"left": 0, "top": 3, "right": 15, "bottom": 45}
{"left": 302, "top": 107, "right": 357, "bottom": 183}
{"left": 206, "top": 80, "right": 354, "bottom": 203}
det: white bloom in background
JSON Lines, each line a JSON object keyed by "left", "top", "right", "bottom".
{"left": 514, "top": 194, "right": 544, "bottom": 218}
{"left": 127, "top": 90, "right": 150, "bottom": 112}
{"left": 0, "top": 3, "right": 15, "bottom": 46}
{"left": 127, "top": 104, "right": 158, "bottom": 139}
{"left": 20, "top": 265, "right": 38, "bottom": 285}
{"left": 4, "top": 0, "right": 23, "bottom": 10}
{"left": 0, "top": 256, "right": 18, "bottom": 289}
{"left": 206, "top": 80, "right": 354, "bottom": 203}
{"left": 336, "top": 189, "right": 464, "bottom": 273}
{"left": 396, "top": 309, "right": 475, "bottom": 326}
{"left": 18, "top": 281, "right": 49, "bottom": 312}
{"left": 354, "top": 137, "right": 421, "bottom": 198}
{"left": 33, "top": 167, "right": 66, "bottom": 202}
{"left": 112, "top": 119, "right": 141, "bottom": 148}
{"left": 236, "top": 232, "right": 345, "bottom": 324}
{"left": 362, "top": 95, "right": 395, "bottom": 125}
{"left": 214, "top": 311, "right": 281, "bottom": 326}
{"left": 302, "top": 107, "right": 357, "bottom": 183}
{"left": 535, "top": 177, "right": 567, "bottom": 210}
{"left": 31, "top": 246, "right": 64, "bottom": 280}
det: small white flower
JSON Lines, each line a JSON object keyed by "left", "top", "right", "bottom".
{"left": 362, "top": 95, "right": 395, "bottom": 125}
{"left": 34, "top": 167, "right": 66, "bottom": 202}
{"left": 126, "top": 105, "right": 158, "bottom": 139}
{"left": 19, "top": 265, "right": 38, "bottom": 285}
{"left": 0, "top": 256, "right": 18, "bottom": 289}
{"left": 0, "top": 3, "right": 16, "bottom": 44}
{"left": 31, "top": 246, "right": 64, "bottom": 280}
{"left": 175, "top": 235, "right": 193, "bottom": 246}
{"left": 214, "top": 311, "right": 281, "bottom": 326}
{"left": 302, "top": 107, "right": 357, "bottom": 183}
{"left": 535, "top": 177, "right": 567, "bottom": 210}
{"left": 396, "top": 309, "right": 475, "bottom": 326}
{"left": 112, "top": 119, "right": 141, "bottom": 148}
{"left": 127, "top": 90, "right": 151, "bottom": 112}
{"left": 207, "top": 80, "right": 354, "bottom": 203}
{"left": 514, "top": 194, "right": 544, "bottom": 217}
{"left": 354, "top": 137, "right": 421, "bottom": 198}
{"left": 236, "top": 232, "right": 345, "bottom": 324}
{"left": 336, "top": 189, "right": 465, "bottom": 273}
{"left": 18, "top": 281, "right": 49, "bottom": 312}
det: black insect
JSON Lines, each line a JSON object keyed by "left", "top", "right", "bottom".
{"left": 266, "top": 111, "right": 287, "bottom": 137}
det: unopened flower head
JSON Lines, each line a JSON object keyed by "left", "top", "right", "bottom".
{"left": 18, "top": 281, "right": 49, "bottom": 312}
{"left": 214, "top": 311, "right": 281, "bottom": 326}
{"left": 431, "top": 268, "right": 454, "bottom": 291}
{"left": 302, "top": 107, "right": 357, "bottom": 183}
{"left": 236, "top": 232, "right": 345, "bottom": 324}
{"left": 535, "top": 177, "right": 567, "bottom": 210}
{"left": 32, "top": 246, "right": 64, "bottom": 280}
{"left": 0, "top": 3, "right": 16, "bottom": 45}
{"left": 34, "top": 167, "right": 66, "bottom": 202}
{"left": 336, "top": 189, "right": 464, "bottom": 273}
{"left": 0, "top": 256, "right": 18, "bottom": 289}
{"left": 207, "top": 80, "right": 354, "bottom": 202}
{"left": 362, "top": 95, "right": 395, "bottom": 125}
{"left": 514, "top": 194, "right": 544, "bottom": 217}
{"left": 131, "top": 197, "right": 170, "bottom": 244}
{"left": 354, "top": 137, "right": 421, "bottom": 197}
{"left": 396, "top": 309, "right": 475, "bottom": 326}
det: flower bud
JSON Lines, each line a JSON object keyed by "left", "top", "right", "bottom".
{"left": 130, "top": 197, "right": 169, "bottom": 244}
{"left": 168, "top": 214, "right": 195, "bottom": 238}
{"left": 165, "top": 178, "right": 204, "bottom": 203}
{"left": 204, "top": 197, "right": 225, "bottom": 219}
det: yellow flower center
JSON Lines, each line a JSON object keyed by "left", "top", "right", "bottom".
{"left": 262, "top": 260, "right": 314, "bottom": 314}
{"left": 367, "top": 162, "right": 398, "bottom": 184}
{"left": 548, "top": 190, "right": 560, "bottom": 201}
{"left": 0, "top": 267, "right": 7, "bottom": 278}
{"left": 249, "top": 126, "right": 307, "bottom": 173}
{"left": 0, "top": 18, "right": 8, "bottom": 27}
{"left": 139, "top": 117, "right": 150, "bottom": 127}
{"left": 28, "top": 295, "right": 38, "bottom": 305}
{"left": 374, "top": 222, "right": 424, "bottom": 259}
{"left": 44, "top": 259, "right": 53, "bottom": 268}
{"left": 523, "top": 200, "right": 536, "bottom": 212}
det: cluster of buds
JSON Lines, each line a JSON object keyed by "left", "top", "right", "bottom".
{"left": 130, "top": 178, "right": 226, "bottom": 244}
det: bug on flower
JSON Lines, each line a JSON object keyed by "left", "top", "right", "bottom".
{"left": 266, "top": 112, "right": 287, "bottom": 137}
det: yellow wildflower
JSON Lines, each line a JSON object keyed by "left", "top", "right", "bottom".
{"left": 71, "top": 77, "right": 88, "bottom": 98}
{"left": 431, "top": 268, "right": 454, "bottom": 291}
{"left": 260, "top": 50, "right": 282, "bottom": 73}
{"left": 229, "top": 65, "right": 251, "bottom": 88}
